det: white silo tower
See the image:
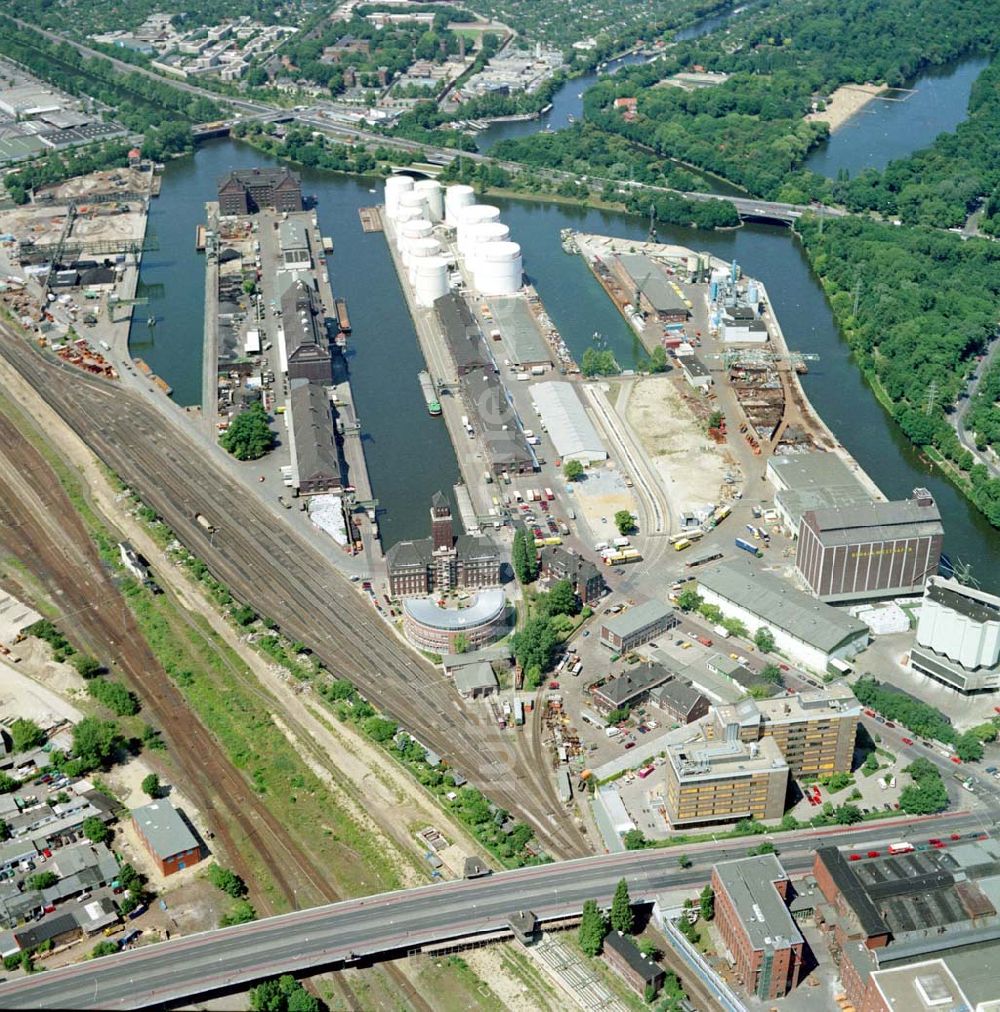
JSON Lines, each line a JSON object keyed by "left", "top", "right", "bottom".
{"left": 414, "top": 256, "right": 450, "bottom": 307}
{"left": 465, "top": 221, "right": 510, "bottom": 274}
{"left": 473, "top": 241, "right": 523, "bottom": 295}
{"left": 414, "top": 179, "right": 444, "bottom": 223}
{"left": 399, "top": 217, "right": 434, "bottom": 256}
{"left": 444, "top": 184, "right": 475, "bottom": 226}
{"left": 457, "top": 204, "right": 501, "bottom": 257}
{"left": 384, "top": 175, "right": 414, "bottom": 219}
{"left": 397, "top": 189, "right": 427, "bottom": 220}
{"left": 407, "top": 237, "right": 442, "bottom": 283}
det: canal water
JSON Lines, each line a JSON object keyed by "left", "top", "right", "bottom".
{"left": 474, "top": 0, "right": 761, "bottom": 152}
{"left": 133, "top": 42, "right": 1000, "bottom": 580}
{"left": 804, "top": 56, "right": 989, "bottom": 178}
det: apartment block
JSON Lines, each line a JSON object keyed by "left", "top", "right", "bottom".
{"left": 710, "top": 683, "right": 859, "bottom": 777}
{"left": 664, "top": 724, "right": 788, "bottom": 829}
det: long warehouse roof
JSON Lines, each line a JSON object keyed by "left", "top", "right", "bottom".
{"left": 697, "top": 558, "right": 868, "bottom": 653}
{"left": 529, "top": 381, "right": 607, "bottom": 464}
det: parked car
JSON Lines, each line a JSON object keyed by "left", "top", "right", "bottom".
{"left": 901, "top": 737, "right": 913, "bottom": 745}
{"left": 624, "top": 741, "right": 636, "bottom": 750}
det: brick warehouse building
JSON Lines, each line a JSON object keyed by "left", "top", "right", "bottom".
{"left": 796, "top": 488, "right": 943, "bottom": 602}
{"left": 386, "top": 493, "right": 502, "bottom": 597}
{"left": 712, "top": 854, "right": 805, "bottom": 1000}
{"left": 217, "top": 167, "right": 303, "bottom": 215}
{"left": 131, "top": 801, "right": 203, "bottom": 877}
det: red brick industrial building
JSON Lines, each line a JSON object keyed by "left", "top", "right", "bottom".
{"left": 131, "top": 801, "right": 203, "bottom": 877}
{"left": 712, "top": 854, "right": 805, "bottom": 1000}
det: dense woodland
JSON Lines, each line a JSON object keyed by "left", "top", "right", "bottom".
{"left": 797, "top": 215, "right": 1000, "bottom": 527}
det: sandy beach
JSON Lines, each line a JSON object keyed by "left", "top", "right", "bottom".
{"left": 806, "top": 82, "right": 884, "bottom": 132}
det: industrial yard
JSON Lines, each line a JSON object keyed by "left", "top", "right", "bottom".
{"left": 0, "top": 57, "right": 126, "bottom": 166}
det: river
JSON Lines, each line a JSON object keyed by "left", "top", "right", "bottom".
{"left": 474, "top": 0, "right": 762, "bottom": 152}
{"left": 133, "top": 137, "right": 1000, "bottom": 585}
{"left": 804, "top": 56, "right": 989, "bottom": 178}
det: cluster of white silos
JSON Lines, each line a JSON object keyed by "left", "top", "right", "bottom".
{"left": 383, "top": 174, "right": 523, "bottom": 303}
{"left": 454, "top": 200, "right": 522, "bottom": 296}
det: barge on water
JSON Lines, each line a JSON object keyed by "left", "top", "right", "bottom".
{"left": 335, "top": 297, "right": 351, "bottom": 333}
{"left": 418, "top": 370, "right": 441, "bottom": 416}
{"left": 195, "top": 224, "right": 206, "bottom": 251}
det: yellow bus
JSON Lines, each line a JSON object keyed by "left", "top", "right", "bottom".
{"left": 673, "top": 538, "right": 692, "bottom": 551}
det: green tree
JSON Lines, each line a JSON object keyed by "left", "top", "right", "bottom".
{"left": 605, "top": 705, "right": 631, "bottom": 726}
{"left": 362, "top": 716, "right": 397, "bottom": 742}
{"left": 676, "top": 588, "right": 702, "bottom": 612}
{"left": 91, "top": 940, "right": 120, "bottom": 959}
{"left": 71, "top": 654, "right": 103, "bottom": 679}
{"left": 614, "top": 510, "right": 636, "bottom": 536}
{"left": 956, "top": 732, "right": 984, "bottom": 762}
{"left": 453, "top": 632, "right": 469, "bottom": 654}
{"left": 699, "top": 885, "right": 714, "bottom": 922}
{"left": 512, "top": 528, "right": 537, "bottom": 584}
{"left": 863, "top": 752, "right": 879, "bottom": 774}
{"left": 511, "top": 616, "right": 558, "bottom": 674}
{"left": 208, "top": 864, "right": 248, "bottom": 898}
{"left": 250, "top": 975, "right": 320, "bottom": 1012}
{"left": 834, "top": 803, "right": 863, "bottom": 825}
{"left": 563, "top": 459, "right": 584, "bottom": 481}
{"left": 758, "top": 664, "right": 783, "bottom": 685}
{"left": 623, "top": 829, "right": 648, "bottom": 850}
{"left": 72, "top": 717, "right": 123, "bottom": 770}
{"left": 638, "top": 938, "right": 662, "bottom": 960}
{"left": 544, "top": 579, "right": 578, "bottom": 617}
{"left": 141, "top": 773, "right": 161, "bottom": 798}
{"left": 754, "top": 628, "right": 775, "bottom": 653}
{"left": 220, "top": 403, "right": 275, "bottom": 461}
{"left": 87, "top": 679, "right": 140, "bottom": 717}
{"left": 220, "top": 899, "right": 257, "bottom": 927}
{"left": 677, "top": 853, "right": 692, "bottom": 869}
{"left": 27, "top": 871, "right": 58, "bottom": 891}
{"left": 610, "top": 877, "right": 634, "bottom": 934}
{"left": 83, "top": 816, "right": 111, "bottom": 844}
{"left": 899, "top": 757, "right": 948, "bottom": 815}
{"left": 10, "top": 718, "right": 45, "bottom": 753}
{"left": 825, "top": 771, "right": 852, "bottom": 792}
{"left": 578, "top": 898, "right": 607, "bottom": 956}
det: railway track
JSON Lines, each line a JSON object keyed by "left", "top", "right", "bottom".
{"left": 0, "top": 384, "right": 425, "bottom": 1011}
{"left": 0, "top": 321, "right": 587, "bottom": 863}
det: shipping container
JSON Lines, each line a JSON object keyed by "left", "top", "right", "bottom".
{"left": 673, "top": 538, "right": 692, "bottom": 551}
{"left": 686, "top": 550, "right": 723, "bottom": 569}
{"left": 734, "top": 537, "right": 763, "bottom": 558}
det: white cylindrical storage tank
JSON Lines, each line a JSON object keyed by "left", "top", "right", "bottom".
{"left": 444, "top": 184, "right": 475, "bottom": 226}
{"left": 414, "top": 256, "right": 450, "bottom": 308}
{"left": 457, "top": 204, "right": 501, "bottom": 256}
{"left": 398, "top": 190, "right": 426, "bottom": 219}
{"left": 473, "top": 241, "right": 523, "bottom": 296}
{"left": 384, "top": 175, "right": 414, "bottom": 219}
{"left": 414, "top": 179, "right": 444, "bottom": 222}
{"left": 394, "top": 207, "right": 421, "bottom": 231}
{"left": 398, "top": 217, "right": 433, "bottom": 254}
{"left": 407, "top": 237, "right": 442, "bottom": 283}
{"left": 465, "top": 221, "right": 511, "bottom": 272}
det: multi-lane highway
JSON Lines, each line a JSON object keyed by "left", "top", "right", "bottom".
{"left": 0, "top": 812, "right": 990, "bottom": 1010}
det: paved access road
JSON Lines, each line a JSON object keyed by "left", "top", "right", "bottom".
{"left": 0, "top": 811, "right": 989, "bottom": 1010}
